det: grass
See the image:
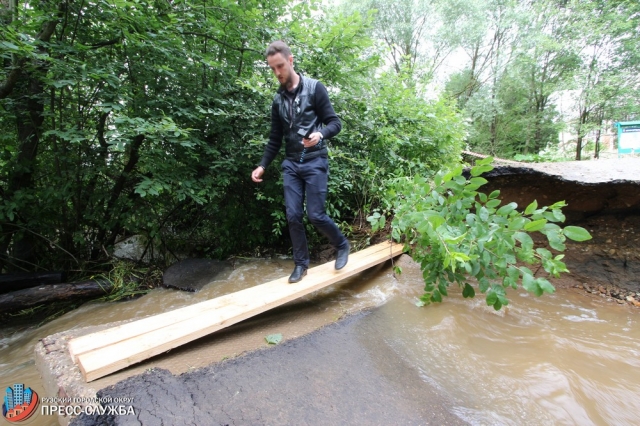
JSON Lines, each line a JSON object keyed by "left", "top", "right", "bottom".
{"left": 93, "top": 260, "right": 163, "bottom": 302}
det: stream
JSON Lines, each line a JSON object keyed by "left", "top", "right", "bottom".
{"left": 2, "top": 255, "right": 639, "bottom": 425}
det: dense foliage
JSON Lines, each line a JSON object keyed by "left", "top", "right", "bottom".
{"left": 349, "top": 0, "right": 640, "bottom": 160}
{"left": 0, "top": 0, "right": 463, "bottom": 273}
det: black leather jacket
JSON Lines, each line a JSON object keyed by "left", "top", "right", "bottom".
{"left": 259, "top": 74, "right": 341, "bottom": 168}
{"left": 273, "top": 75, "right": 326, "bottom": 162}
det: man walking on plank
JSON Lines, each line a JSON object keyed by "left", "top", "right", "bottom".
{"left": 251, "top": 40, "right": 349, "bottom": 283}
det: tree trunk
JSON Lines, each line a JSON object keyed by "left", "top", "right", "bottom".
{"left": 489, "top": 116, "right": 498, "bottom": 156}
{"left": 575, "top": 109, "right": 588, "bottom": 161}
{"left": 0, "top": 73, "right": 46, "bottom": 269}
{"left": 0, "top": 279, "right": 114, "bottom": 314}
{"left": 0, "top": 271, "right": 65, "bottom": 294}
{"left": 523, "top": 116, "right": 531, "bottom": 155}
{"left": 92, "top": 134, "right": 145, "bottom": 259}
{"left": 575, "top": 134, "right": 583, "bottom": 161}
{"left": 0, "top": 6, "right": 64, "bottom": 269}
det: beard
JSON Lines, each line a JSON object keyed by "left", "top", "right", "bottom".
{"left": 279, "top": 70, "right": 295, "bottom": 91}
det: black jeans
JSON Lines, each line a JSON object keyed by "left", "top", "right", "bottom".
{"left": 282, "top": 156, "right": 348, "bottom": 268}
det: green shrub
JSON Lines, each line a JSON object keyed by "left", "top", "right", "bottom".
{"left": 371, "top": 157, "right": 592, "bottom": 310}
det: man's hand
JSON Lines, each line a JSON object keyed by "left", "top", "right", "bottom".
{"left": 302, "top": 132, "right": 323, "bottom": 148}
{"left": 251, "top": 166, "right": 265, "bottom": 183}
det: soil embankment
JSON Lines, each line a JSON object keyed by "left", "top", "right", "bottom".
{"left": 481, "top": 158, "right": 640, "bottom": 301}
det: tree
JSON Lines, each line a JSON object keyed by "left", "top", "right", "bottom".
{"left": 567, "top": 0, "right": 640, "bottom": 159}
{"left": 1, "top": 0, "right": 467, "bottom": 275}
{"left": 0, "top": 0, "right": 293, "bottom": 270}
{"left": 448, "top": 0, "right": 521, "bottom": 156}
{"left": 445, "top": 0, "right": 639, "bottom": 160}
{"left": 509, "top": 0, "right": 579, "bottom": 155}
{"left": 341, "top": 0, "right": 469, "bottom": 83}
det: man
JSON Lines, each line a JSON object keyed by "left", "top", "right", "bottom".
{"left": 251, "top": 40, "right": 349, "bottom": 283}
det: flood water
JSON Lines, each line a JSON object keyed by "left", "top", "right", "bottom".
{"left": 1, "top": 256, "right": 639, "bottom": 425}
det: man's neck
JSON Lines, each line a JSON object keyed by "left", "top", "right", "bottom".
{"left": 287, "top": 73, "right": 300, "bottom": 92}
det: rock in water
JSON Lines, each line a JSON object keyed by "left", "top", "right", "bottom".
{"left": 162, "top": 259, "right": 233, "bottom": 292}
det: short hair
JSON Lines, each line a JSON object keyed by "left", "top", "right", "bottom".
{"left": 265, "top": 41, "right": 292, "bottom": 59}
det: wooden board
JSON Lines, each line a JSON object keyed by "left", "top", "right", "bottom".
{"left": 69, "top": 241, "right": 402, "bottom": 361}
{"left": 70, "top": 241, "right": 404, "bottom": 382}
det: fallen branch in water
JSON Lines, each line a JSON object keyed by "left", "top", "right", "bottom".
{"left": 0, "top": 279, "right": 113, "bottom": 314}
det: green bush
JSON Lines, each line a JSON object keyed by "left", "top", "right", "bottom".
{"left": 371, "top": 157, "right": 591, "bottom": 310}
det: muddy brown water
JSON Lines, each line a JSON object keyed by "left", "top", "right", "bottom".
{"left": 2, "top": 256, "right": 639, "bottom": 425}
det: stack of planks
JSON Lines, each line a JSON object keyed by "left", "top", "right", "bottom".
{"left": 68, "top": 241, "right": 404, "bottom": 382}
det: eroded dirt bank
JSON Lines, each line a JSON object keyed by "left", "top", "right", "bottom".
{"left": 482, "top": 158, "right": 640, "bottom": 299}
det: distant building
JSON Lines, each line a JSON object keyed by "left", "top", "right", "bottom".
{"left": 4, "top": 387, "right": 14, "bottom": 410}
{"left": 13, "top": 384, "right": 24, "bottom": 406}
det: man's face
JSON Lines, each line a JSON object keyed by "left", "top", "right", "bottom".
{"left": 267, "top": 52, "right": 294, "bottom": 88}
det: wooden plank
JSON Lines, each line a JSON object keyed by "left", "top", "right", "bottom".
{"left": 69, "top": 241, "right": 400, "bottom": 361}
{"left": 74, "top": 241, "right": 403, "bottom": 382}
{"left": 75, "top": 241, "right": 402, "bottom": 377}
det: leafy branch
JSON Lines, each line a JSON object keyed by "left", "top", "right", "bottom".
{"left": 370, "top": 157, "right": 592, "bottom": 310}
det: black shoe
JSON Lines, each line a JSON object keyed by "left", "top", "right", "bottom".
{"left": 335, "top": 242, "right": 350, "bottom": 270}
{"left": 288, "top": 265, "right": 307, "bottom": 283}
